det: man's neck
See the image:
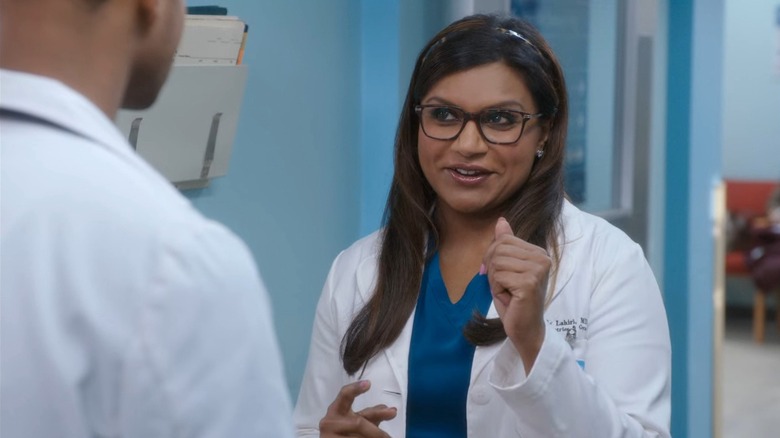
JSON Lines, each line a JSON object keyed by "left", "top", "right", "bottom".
{"left": 0, "top": 1, "right": 133, "bottom": 118}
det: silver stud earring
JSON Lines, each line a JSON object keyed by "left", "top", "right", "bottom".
{"left": 536, "top": 150, "right": 544, "bottom": 158}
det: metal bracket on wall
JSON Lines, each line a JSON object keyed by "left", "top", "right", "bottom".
{"left": 199, "top": 112, "right": 222, "bottom": 179}
{"left": 124, "top": 113, "right": 223, "bottom": 191}
{"left": 128, "top": 117, "right": 143, "bottom": 151}
{"left": 174, "top": 112, "right": 223, "bottom": 190}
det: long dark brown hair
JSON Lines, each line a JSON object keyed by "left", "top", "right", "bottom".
{"left": 341, "top": 14, "right": 569, "bottom": 375}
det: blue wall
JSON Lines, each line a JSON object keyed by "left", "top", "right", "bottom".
{"left": 360, "top": 2, "right": 399, "bottom": 236}
{"left": 722, "top": 0, "right": 780, "bottom": 180}
{"left": 184, "top": 0, "right": 362, "bottom": 399}
{"left": 665, "top": 0, "right": 724, "bottom": 436}
{"left": 359, "top": 0, "right": 453, "bottom": 236}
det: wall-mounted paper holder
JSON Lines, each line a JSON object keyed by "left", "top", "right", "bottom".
{"left": 115, "top": 65, "right": 248, "bottom": 190}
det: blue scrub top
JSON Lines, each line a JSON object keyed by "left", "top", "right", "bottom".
{"left": 406, "top": 252, "right": 493, "bottom": 437}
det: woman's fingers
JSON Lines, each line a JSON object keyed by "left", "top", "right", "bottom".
{"left": 328, "top": 380, "right": 370, "bottom": 416}
{"left": 356, "top": 404, "right": 398, "bottom": 426}
{"left": 495, "top": 216, "right": 514, "bottom": 238}
{"left": 483, "top": 218, "right": 551, "bottom": 334}
{"left": 319, "top": 381, "right": 395, "bottom": 438}
{"left": 320, "top": 415, "right": 391, "bottom": 438}
{"left": 483, "top": 217, "right": 551, "bottom": 294}
{"left": 483, "top": 219, "right": 549, "bottom": 269}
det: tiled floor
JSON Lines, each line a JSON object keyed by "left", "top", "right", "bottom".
{"left": 721, "top": 306, "right": 780, "bottom": 438}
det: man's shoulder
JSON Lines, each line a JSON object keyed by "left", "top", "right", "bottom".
{"left": 6, "top": 120, "right": 198, "bottom": 224}
{"left": 2, "top": 123, "right": 247, "bottom": 271}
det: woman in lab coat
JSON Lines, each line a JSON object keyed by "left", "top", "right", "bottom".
{"left": 294, "top": 14, "right": 671, "bottom": 438}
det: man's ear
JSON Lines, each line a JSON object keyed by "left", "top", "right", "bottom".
{"left": 135, "top": 0, "right": 159, "bottom": 33}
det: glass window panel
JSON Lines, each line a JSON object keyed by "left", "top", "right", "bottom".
{"left": 511, "top": 0, "right": 621, "bottom": 213}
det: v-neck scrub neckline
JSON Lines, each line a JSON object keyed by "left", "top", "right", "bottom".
{"left": 406, "top": 252, "right": 493, "bottom": 437}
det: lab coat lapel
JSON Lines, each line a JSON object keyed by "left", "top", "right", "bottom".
{"left": 548, "top": 201, "right": 581, "bottom": 304}
{"left": 382, "top": 311, "right": 415, "bottom": 396}
{"left": 355, "top": 255, "right": 413, "bottom": 396}
{"left": 471, "top": 302, "right": 503, "bottom": 384}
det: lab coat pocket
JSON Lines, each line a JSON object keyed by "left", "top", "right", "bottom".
{"left": 349, "top": 385, "right": 402, "bottom": 415}
{"left": 350, "top": 367, "right": 403, "bottom": 412}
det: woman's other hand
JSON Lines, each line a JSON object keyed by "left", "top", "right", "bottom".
{"left": 319, "top": 380, "right": 397, "bottom": 438}
{"left": 483, "top": 217, "right": 551, "bottom": 373}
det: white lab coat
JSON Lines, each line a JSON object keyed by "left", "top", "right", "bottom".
{"left": 294, "top": 201, "right": 671, "bottom": 437}
{"left": 0, "top": 69, "right": 294, "bottom": 438}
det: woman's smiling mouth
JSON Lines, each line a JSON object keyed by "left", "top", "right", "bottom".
{"left": 447, "top": 166, "right": 491, "bottom": 184}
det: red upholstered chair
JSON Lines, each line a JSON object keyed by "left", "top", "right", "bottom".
{"left": 725, "top": 180, "right": 780, "bottom": 343}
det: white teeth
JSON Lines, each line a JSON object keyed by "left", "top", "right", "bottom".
{"left": 455, "top": 168, "right": 479, "bottom": 176}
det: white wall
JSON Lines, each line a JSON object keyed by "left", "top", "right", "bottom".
{"left": 722, "top": 0, "right": 780, "bottom": 180}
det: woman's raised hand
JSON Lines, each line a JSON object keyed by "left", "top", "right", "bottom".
{"left": 319, "top": 380, "right": 397, "bottom": 438}
{"left": 482, "top": 217, "right": 551, "bottom": 373}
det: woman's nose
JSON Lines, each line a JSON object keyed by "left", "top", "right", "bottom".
{"left": 451, "top": 120, "right": 488, "bottom": 156}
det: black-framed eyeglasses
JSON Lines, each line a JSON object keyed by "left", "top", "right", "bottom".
{"left": 414, "top": 104, "right": 546, "bottom": 145}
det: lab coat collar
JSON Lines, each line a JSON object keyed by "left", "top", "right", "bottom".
{"left": 0, "top": 69, "right": 138, "bottom": 165}
{"left": 549, "top": 200, "right": 583, "bottom": 304}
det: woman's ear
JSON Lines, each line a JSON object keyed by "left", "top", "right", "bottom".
{"left": 538, "top": 121, "right": 552, "bottom": 149}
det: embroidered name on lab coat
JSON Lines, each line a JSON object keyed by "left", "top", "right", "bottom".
{"left": 547, "top": 317, "right": 589, "bottom": 347}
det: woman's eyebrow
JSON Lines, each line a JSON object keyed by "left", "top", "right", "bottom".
{"left": 421, "top": 96, "right": 531, "bottom": 111}
{"left": 481, "top": 100, "right": 530, "bottom": 111}
{"left": 421, "top": 96, "right": 458, "bottom": 106}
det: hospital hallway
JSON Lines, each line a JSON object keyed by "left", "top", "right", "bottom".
{"left": 721, "top": 303, "right": 780, "bottom": 437}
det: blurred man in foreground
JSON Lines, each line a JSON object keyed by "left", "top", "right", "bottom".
{"left": 0, "top": 1, "right": 294, "bottom": 436}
